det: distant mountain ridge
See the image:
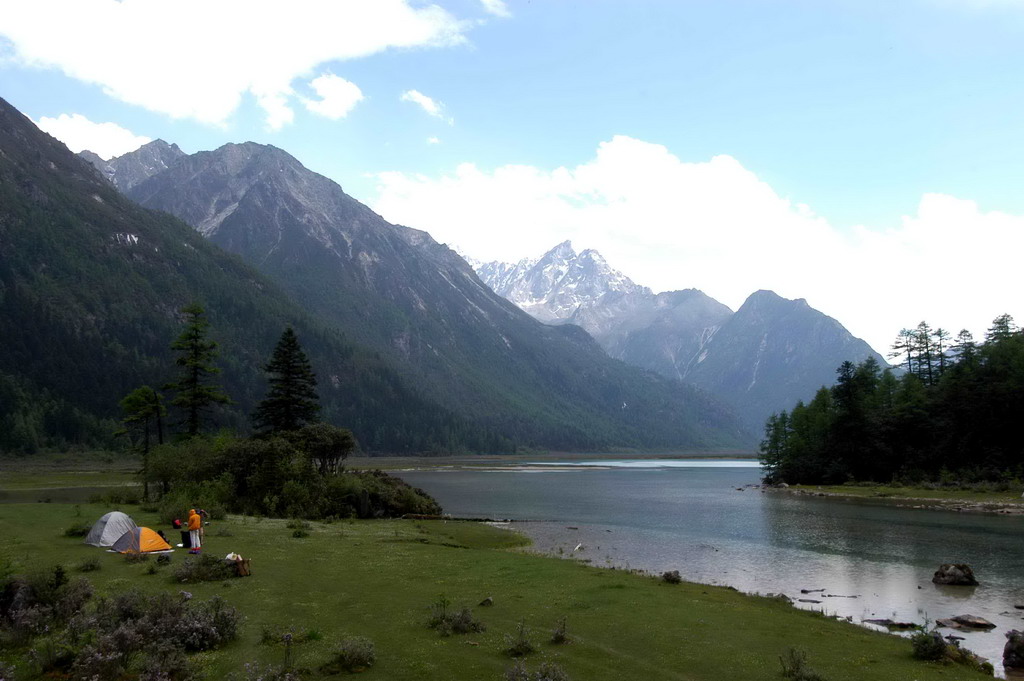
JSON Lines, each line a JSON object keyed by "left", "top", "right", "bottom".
{"left": 79, "top": 137, "right": 752, "bottom": 451}
{"left": 475, "top": 242, "right": 885, "bottom": 431}
{"left": 81, "top": 139, "right": 185, "bottom": 191}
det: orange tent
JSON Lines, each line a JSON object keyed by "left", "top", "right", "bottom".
{"left": 110, "top": 527, "right": 172, "bottom": 554}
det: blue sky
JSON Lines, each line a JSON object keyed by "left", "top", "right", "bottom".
{"left": 1, "top": 0, "right": 1022, "bottom": 351}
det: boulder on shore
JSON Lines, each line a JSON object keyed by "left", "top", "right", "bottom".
{"left": 932, "top": 563, "right": 979, "bottom": 586}
{"left": 1005, "top": 630, "right": 1024, "bottom": 669}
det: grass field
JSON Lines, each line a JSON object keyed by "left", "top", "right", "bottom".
{"left": 0, "top": 501, "right": 992, "bottom": 680}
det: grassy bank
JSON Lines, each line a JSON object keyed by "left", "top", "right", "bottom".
{"left": 789, "top": 483, "right": 1024, "bottom": 509}
{"left": 0, "top": 502, "right": 992, "bottom": 680}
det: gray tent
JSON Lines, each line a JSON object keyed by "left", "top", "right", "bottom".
{"left": 84, "top": 511, "right": 137, "bottom": 547}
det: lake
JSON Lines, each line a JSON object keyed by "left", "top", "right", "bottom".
{"left": 397, "top": 460, "right": 1024, "bottom": 676}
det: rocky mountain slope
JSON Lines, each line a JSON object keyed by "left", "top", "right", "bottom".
{"left": 80, "top": 139, "right": 752, "bottom": 450}
{"left": 1, "top": 96, "right": 489, "bottom": 454}
{"left": 476, "top": 243, "right": 885, "bottom": 431}
{"left": 80, "top": 139, "right": 185, "bottom": 191}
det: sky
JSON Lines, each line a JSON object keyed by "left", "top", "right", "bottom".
{"left": 1, "top": 0, "right": 1022, "bottom": 354}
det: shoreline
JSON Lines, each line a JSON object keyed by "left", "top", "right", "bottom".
{"left": 775, "top": 485, "right": 1024, "bottom": 515}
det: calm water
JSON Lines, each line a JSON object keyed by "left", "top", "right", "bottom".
{"left": 398, "top": 460, "right": 1024, "bottom": 675}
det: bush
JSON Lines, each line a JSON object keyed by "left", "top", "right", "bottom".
{"left": 779, "top": 648, "right": 826, "bottom": 681}
{"left": 910, "top": 632, "right": 947, "bottom": 661}
{"left": 157, "top": 554, "right": 172, "bottom": 566}
{"left": 173, "top": 554, "right": 236, "bottom": 583}
{"left": 503, "top": 621, "right": 536, "bottom": 657}
{"left": 324, "top": 636, "right": 376, "bottom": 673}
{"left": 504, "top": 660, "right": 570, "bottom": 681}
{"left": 661, "top": 570, "right": 682, "bottom": 584}
{"left": 535, "top": 661, "right": 571, "bottom": 681}
{"left": 550, "top": 617, "right": 569, "bottom": 645}
{"left": 76, "top": 557, "right": 101, "bottom": 573}
{"left": 909, "top": 632, "right": 994, "bottom": 675}
{"left": 504, "top": 659, "right": 530, "bottom": 681}
{"left": 291, "top": 529, "right": 309, "bottom": 539}
{"left": 63, "top": 523, "right": 91, "bottom": 537}
{"left": 1, "top": 573, "right": 237, "bottom": 681}
{"left": 426, "top": 596, "right": 485, "bottom": 637}
{"left": 124, "top": 552, "right": 150, "bottom": 564}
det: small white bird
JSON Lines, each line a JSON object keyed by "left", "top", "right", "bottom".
{"left": 573, "top": 543, "right": 583, "bottom": 552}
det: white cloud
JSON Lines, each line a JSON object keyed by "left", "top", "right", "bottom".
{"left": 303, "top": 74, "right": 364, "bottom": 120}
{"left": 33, "top": 113, "right": 150, "bottom": 159}
{"left": 400, "top": 89, "right": 453, "bottom": 124}
{"left": 427, "top": 136, "right": 441, "bottom": 144}
{"left": 0, "top": 0, "right": 468, "bottom": 129}
{"left": 480, "top": 0, "right": 511, "bottom": 18}
{"left": 371, "top": 135, "right": 1023, "bottom": 354}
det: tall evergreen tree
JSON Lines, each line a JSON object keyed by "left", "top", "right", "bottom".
{"left": 164, "top": 304, "right": 231, "bottom": 437}
{"left": 117, "top": 385, "right": 166, "bottom": 499}
{"left": 253, "top": 327, "right": 321, "bottom": 433}
{"left": 889, "top": 328, "right": 916, "bottom": 374}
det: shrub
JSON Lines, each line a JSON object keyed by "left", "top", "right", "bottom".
{"left": 550, "top": 617, "right": 569, "bottom": 644}
{"left": 426, "top": 596, "right": 485, "bottom": 637}
{"left": 504, "top": 660, "right": 570, "bottom": 681}
{"left": 157, "top": 554, "right": 172, "bottom": 566}
{"left": 291, "top": 529, "right": 309, "bottom": 539}
{"left": 173, "top": 554, "right": 236, "bottom": 583}
{"left": 535, "top": 661, "right": 571, "bottom": 681}
{"left": 63, "top": 523, "right": 91, "bottom": 537}
{"left": 76, "top": 557, "right": 101, "bottom": 573}
{"left": 909, "top": 632, "right": 994, "bottom": 675}
{"left": 324, "top": 637, "right": 376, "bottom": 673}
{"left": 4, "top": 576, "right": 236, "bottom": 681}
{"left": 503, "top": 621, "right": 536, "bottom": 657}
{"left": 910, "top": 632, "right": 947, "bottom": 661}
{"left": 504, "top": 659, "right": 530, "bottom": 681}
{"left": 779, "top": 648, "right": 826, "bottom": 681}
{"left": 124, "top": 552, "right": 150, "bottom": 564}
{"left": 661, "top": 570, "right": 682, "bottom": 584}
{"left": 285, "top": 519, "right": 311, "bottom": 531}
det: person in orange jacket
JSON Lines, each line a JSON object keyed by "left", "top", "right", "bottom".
{"left": 187, "top": 508, "right": 202, "bottom": 554}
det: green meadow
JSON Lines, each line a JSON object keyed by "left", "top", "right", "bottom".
{"left": 0, "top": 501, "right": 992, "bottom": 680}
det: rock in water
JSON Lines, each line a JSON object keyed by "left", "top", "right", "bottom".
{"left": 932, "top": 563, "right": 979, "bottom": 586}
{"left": 1005, "top": 630, "right": 1024, "bottom": 669}
{"left": 952, "top": 615, "right": 996, "bottom": 630}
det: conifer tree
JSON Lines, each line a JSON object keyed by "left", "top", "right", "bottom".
{"left": 117, "top": 385, "right": 165, "bottom": 499}
{"left": 253, "top": 326, "right": 320, "bottom": 433}
{"left": 164, "top": 303, "right": 231, "bottom": 437}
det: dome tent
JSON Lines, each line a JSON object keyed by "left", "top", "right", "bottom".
{"left": 84, "top": 511, "right": 137, "bottom": 547}
{"left": 111, "top": 527, "right": 172, "bottom": 554}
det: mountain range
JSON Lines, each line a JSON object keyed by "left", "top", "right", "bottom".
{"left": 0, "top": 97, "right": 501, "bottom": 455}
{"left": 475, "top": 242, "right": 886, "bottom": 431}
{"left": 15, "top": 114, "right": 753, "bottom": 453}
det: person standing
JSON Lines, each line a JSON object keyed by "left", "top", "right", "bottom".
{"left": 187, "top": 508, "right": 202, "bottom": 554}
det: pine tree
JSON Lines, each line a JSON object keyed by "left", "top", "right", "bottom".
{"left": 164, "top": 303, "right": 231, "bottom": 437}
{"left": 889, "top": 328, "right": 916, "bottom": 374}
{"left": 253, "top": 327, "right": 321, "bottom": 433}
{"left": 117, "top": 386, "right": 165, "bottom": 500}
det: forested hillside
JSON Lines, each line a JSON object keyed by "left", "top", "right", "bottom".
{"left": 0, "top": 97, "right": 496, "bottom": 454}
{"left": 760, "top": 317, "right": 1024, "bottom": 483}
